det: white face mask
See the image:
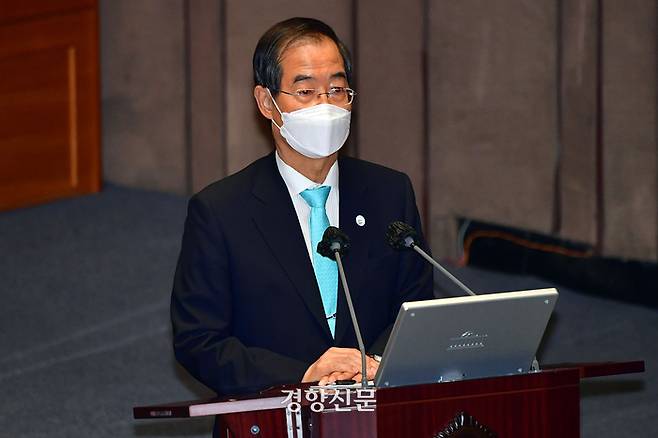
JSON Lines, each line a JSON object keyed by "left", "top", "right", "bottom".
{"left": 268, "top": 89, "right": 351, "bottom": 159}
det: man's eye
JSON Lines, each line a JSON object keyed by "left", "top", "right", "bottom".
{"left": 330, "top": 87, "right": 346, "bottom": 94}
{"left": 295, "top": 89, "right": 316, "bottom": 96}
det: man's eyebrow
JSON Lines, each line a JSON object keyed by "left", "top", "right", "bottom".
{"left": 291, "top": 72, "right": 347, "bottom": 84}
{"left": 292, "top": 74, "right": 313, "bottom": 84}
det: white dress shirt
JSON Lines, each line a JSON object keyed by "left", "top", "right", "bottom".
{"left": 275, "top": 151, "right": 339, "bottom": 265}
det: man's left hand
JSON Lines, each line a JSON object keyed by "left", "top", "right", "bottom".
{"left": 317, "top": 360, "right": 379, "bottom": 386}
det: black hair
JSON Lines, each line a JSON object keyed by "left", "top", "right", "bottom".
{"left": 253, "top": 17, "right": 352, "bottom": 93}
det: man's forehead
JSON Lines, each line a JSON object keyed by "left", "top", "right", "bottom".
{"left": 279, "top": 37, "right": 346, "bottom": 81}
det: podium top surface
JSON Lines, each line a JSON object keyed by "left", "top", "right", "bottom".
{"left": 133, "top": 360, "right": 644, "bottom": 419}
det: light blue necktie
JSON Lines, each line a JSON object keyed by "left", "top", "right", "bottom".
{"left": 300, "top": 186, "right": 338, "bottom": 338}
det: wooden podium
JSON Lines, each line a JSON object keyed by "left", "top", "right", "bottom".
{"left": 134, "top": 361, "right": 644, "bottom": 438}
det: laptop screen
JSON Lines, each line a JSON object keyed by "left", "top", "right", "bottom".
{"left": 375, "top": 288, "right": 558, "bottom": 388}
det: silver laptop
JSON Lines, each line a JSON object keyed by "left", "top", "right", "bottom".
{"left": 374, "top": 288, "right": 558, "bottom": 388}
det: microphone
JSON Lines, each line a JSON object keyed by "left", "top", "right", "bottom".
{"left": 386, "top": 221, "right": 476, "bottom": 296}
{"left": 317, "top": 226, "right": 368, "bottom": 388}
{"left": 317, "top": 226, "right": 350, "bottom": 260}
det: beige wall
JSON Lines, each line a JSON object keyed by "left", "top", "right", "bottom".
{"left": 428, "top": 1, "right": 558, "bottom": 256}
{"left": 356, "top": 0, "right": 427, "bottom": 218}
{"left": 100, "top": 0, "right": 657, "bottom": 262}
{"left": 602, "top": 0, "right": 657, "bottom": 261}
{"left": 101, "top": 0, "right": 188, "bottom": 194}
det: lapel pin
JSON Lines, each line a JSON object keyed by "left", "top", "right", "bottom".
{"left": 355, "top": 215, "right": 366, "bottom": 227}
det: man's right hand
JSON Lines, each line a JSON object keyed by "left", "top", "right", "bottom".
{"left": 301, "top": 347, "right": 378, "bottom": 384}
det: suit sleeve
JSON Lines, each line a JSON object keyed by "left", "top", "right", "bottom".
{"left": 368, "top": 174, "right": 434, "bottom": 355}
{"left": 171, "top": 195, "right": 308, "bottom": 396}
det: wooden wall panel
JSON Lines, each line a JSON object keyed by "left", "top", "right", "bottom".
{"left": 0, "top": 0, "right": 94, "bottom": 24}
{"left": 0, "top": 48, "right": 74, "bottom": 184}
{"left": 0, "top": 4, "right": 100, "bottom": 211}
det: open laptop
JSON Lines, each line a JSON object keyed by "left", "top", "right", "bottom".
{"left": 374, "top": 288, "right": 558, "bottom": 388}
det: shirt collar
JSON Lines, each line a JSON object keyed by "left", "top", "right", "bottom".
{"left": 275, "top": 151, "right": 339, "bottom": 196}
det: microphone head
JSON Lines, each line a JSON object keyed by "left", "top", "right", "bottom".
{"left": 317, "top": 226, "right": 350, "bottom": 260}
{"left": 386, "top": 221, "right": 418, "bottom": 250}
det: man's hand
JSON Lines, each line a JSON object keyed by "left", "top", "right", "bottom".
{"left": 302, "top": 347, "right": 379, "bottom": 385}
{"left": 316, "top": 362, "right": 379, "bottom": 386}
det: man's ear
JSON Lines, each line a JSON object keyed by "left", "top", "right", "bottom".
{"left": 254, "top": 85, "right": 274, "bottom": 120}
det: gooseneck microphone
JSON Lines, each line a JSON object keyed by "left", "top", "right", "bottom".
{"left": 386, "top": 221, "right": 476, "bottom": 296}
{"left": 317, "top": 226, "right": 368, "bottom": 388}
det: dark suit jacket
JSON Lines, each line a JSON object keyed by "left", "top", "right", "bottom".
{"left": 171, "top": 152, "right": 433, "bottom": 396}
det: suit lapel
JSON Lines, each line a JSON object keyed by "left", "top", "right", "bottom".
{"left": 334, "top": 157, "right": 369, "bottom": 346}
{"left": 250, "top": 153, "right": 333, "bottom": 343}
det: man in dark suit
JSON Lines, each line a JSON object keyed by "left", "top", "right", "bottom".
{"left": 171, "top": 17, "right": 433, "bottom": 397}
